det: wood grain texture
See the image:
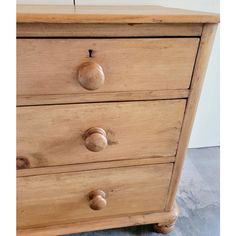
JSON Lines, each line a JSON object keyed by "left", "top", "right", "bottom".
{"left": 17, "top": 203, "right": 179, "bottom": 236}
{"left": 71, "top": 147, "right": 219, "bottom": 236}
{"left": 17, "top": 23, "right": 203, "bottom": 37}
{"left": 77, "top": 61, "right": 105, "bottom": 90}
{"left": 153, "top": 214, "right": 178, "bottom": 234}
{"left": 17, "top": 156, "right": 175, "bottom": 177}
{"left": 46, "top": 147, "right": 218, "bottom": 236}
{"left": 17, "top": 164, "right": 173, "bottom": 229}
{"left": 77, "top": 62, "right": 105, "bottom": 91}
{"left": 17, "top": 5, "right": 220, "bottom": 24}
{"left": 17, "top": 89, "right": 190, "bottom": 106}
{"left": 16, "top": 5, "right": 219, "bottom": 235}
{"left": 165, "top": 24, "right": 218, "bottom": 211}
{"left": 17, "top": 38, "right": 199, "bottom": 106}
{"left": 84, "top": 127, "right": 108, "bottom": 152}
{"left": 88, "top": 190, "right": 107, "bottom": 211}
{"left": 17, "top": 100, "right": 186, "bottom": 168}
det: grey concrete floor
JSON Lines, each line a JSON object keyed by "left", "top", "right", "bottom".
{"left": 66, "top": 147, "right": 220, "bottom": 236}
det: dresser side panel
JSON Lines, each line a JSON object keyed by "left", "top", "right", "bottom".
{"left": 165, "top": 23, "right": 218, "bottom": 210}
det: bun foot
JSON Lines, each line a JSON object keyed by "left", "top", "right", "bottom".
{"left": 153, "top": 220, "right": 176, "bottom": 234}
{"left": 153, "top": 203, "right": 178, "bottom": 234}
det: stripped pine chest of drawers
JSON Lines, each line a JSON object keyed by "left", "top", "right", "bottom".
{"left": 16, "top": 4, "right": 219, "bottom": 235}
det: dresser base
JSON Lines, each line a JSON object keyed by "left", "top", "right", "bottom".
{"left": 153, "top": 218, "right": 177, "bottom": 234}
{"left": 18, "top": 203, "right": 179, "bottom": 236}
{"left": 153, "top": 203, "right": 179, "bottom": 234}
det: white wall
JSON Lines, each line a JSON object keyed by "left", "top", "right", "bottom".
{"left": 156, "top": 1, "right": 220, "bottom": 148}
{"left": 17, "top": 0, "right": 220, "bottom": 148}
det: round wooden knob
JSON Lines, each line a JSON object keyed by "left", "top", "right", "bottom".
{"left": 84, "top": 127, "right": 108, "bottom": 152}
{"left": 88, "top": 190, "right": 107, "bottom": 211}
{"left": 77, "top": 62, "right": 105, "bottom": 90}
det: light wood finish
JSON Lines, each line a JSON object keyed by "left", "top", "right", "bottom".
{"left": 18, "top": 147, "right": 220, "bottom": 236}
{"left": 17, "top": 5, "right": 219, "bottom": 24}
{"left": 153, "top": 220, "right": 177, "bottom": 234}
{"left": 88, "top": 190, "right": 107, "bottom": 211}
{"left": 165, "top": 24, "right": 218, "bottom": 211}
{"left": 17, "top": 100, "right": 186, "bottom": 168}
{"left": 77, "top": 62, "right": 105, "bottom": 91}
{"left": 17, "top": 38, "right": 199, "bottom": 106}
{"left": 17, "top": 147, "right": 220, "bottom": 236}
{"left": 17, "top": 89, "right": 189, "bottom": 106}
{"left": 17, "top": 203, "right": 178, "bottom": 236}
{"left": 17, "top": 156, "right": 175, "bottom": 177}
{"left": 84, "top": 127, "right": 108, "bottom": 152}
{"left": 17, "top": 23, "right": 203, "bottom": 37}
{"left": 17, "top": 164, "right": 173, "bottom": 229}
{"left": 153, "top": 204, "right": 179, "bottom": 234}
{"left": 17, "top": 5, "right": 219, "bottom": 235}
{"left": 17, "top": 157, "right": 30, "bottom": 170}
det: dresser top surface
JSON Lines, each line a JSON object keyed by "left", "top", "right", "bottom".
{"left": 17, "top": 4, "right": 219, "bottom": 24}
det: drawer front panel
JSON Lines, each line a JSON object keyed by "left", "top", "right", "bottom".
{"left": 17, "top": 38, "right": 199, "bottom": 105}
{"left": 17, "top": 100, "right": 186, "bottom": 168}
{"left": 17, "top": 163, "right": 173, "bottom": 229}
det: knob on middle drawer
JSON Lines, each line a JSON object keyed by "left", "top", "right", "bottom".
{"left": 84, "top": 127, "right": 108, "bottom": 152}
{"left": 77, "top": 61, "right": 105, "bottom": 90}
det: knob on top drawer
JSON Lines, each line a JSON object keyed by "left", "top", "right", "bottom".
{"left": 77, "top": 61, "right": 105, "bottom": 90}
{"left": 17, "top": 38, "right": 199, "bottom": 106}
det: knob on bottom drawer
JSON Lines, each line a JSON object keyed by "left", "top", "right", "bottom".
{"left": 88, "top": 190, "right": 107, "bottom": 210}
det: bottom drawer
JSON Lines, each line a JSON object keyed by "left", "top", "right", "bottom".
{"left": 17, "top": 163, "right": 173, "bottom": 229}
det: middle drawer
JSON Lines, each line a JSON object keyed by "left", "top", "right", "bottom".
{"left": 17, "top": 100, "right": 186, "bottom": 168}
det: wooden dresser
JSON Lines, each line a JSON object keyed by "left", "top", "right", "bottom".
{"left": 16, "top": 5, "right": 219, "bottom": 235}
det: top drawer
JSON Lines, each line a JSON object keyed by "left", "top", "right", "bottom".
{"left": 17, "top": 38, "right": 199, "bottom": 105}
